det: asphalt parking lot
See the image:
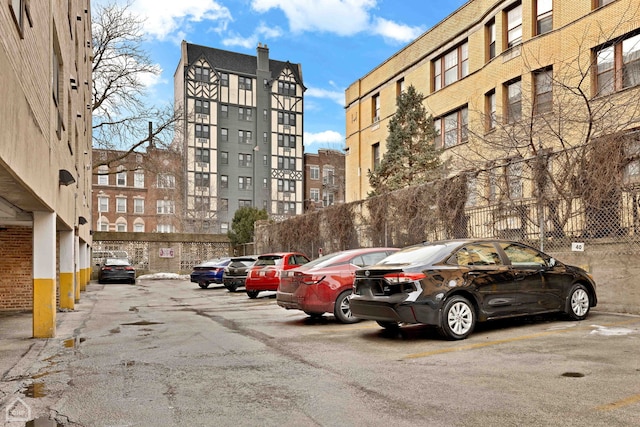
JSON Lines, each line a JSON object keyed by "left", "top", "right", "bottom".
{"left": 2, "top": 278, "right": 639, "bottom": 426}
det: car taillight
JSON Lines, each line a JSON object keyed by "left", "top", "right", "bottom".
{"left": 383, "top": 272, "right": 425, "bottom": 284}
{"left": 301, "top": 274, "right": 325, "bottom": 285}
{"left": 125, "top": 266, "right": 134, "bottom": 271}
{"left": 102, "top": 266, "right": 112, "bottom": 271}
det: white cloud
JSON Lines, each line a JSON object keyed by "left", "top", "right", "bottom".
{"left": 222, "top": 22, "right": 284, "bottom": 49}
{"left": 372, "top": 17, "right": 424, "bottom": 44}
{"left": 251, "top": 0, "right": 376, "bottom": 36}
{"left": 127, "top": 0, "right": 233, "bottom": 41}
{"left": 250, "top": 0, "right": 423, "bottom": 43}
{"left": 305, "top": 86, "right": 344, "bottom": 106}
{"left": 304, "top": 130, "right": 344, "bottom": 146}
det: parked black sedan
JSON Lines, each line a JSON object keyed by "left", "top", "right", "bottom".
{"left": 222, "top": 255, "right": 257, "bottom": 292}
{"left": 98, "top": 258, "right": 136, "bottom": 284}
{"left": 350, "top": 239, "right": 597, "bottom": 340}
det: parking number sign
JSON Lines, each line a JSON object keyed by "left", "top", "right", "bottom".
{"left": 571, "top": 242, "right": 585, "bottom": 252}
{"left": 159, "top": 248, "right": 174, "bottom": 258}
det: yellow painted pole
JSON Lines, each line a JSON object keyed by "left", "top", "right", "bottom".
{"left": 33, "top": 211, "right": 56, "bottom": 338}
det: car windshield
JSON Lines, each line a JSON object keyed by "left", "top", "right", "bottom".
{"left": 255, "top": 256, "right": 283, "bottom": 266}
{"left": 297, "top": 252, "right": 346, "bottom": 269}
{"left": 376, "top": 242, "right": 456, "bottom": 266}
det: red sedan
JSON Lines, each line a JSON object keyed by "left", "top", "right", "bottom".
{"left": 276, "top": 247, "right": 398, "bottom": 323}
{"left": 245, "top": 252, "right": 310, "bottom": 298}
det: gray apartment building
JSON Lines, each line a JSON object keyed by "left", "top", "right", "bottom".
{"left": 174, "top": 42, "right": 305, "bottom": 234}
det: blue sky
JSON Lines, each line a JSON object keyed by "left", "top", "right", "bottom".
{"left": 99, "top": 0, "right": 468, "bottom": 153}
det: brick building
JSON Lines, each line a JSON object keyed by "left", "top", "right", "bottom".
{"left": 0, "top": 1, "right": 93, "bottom": 337}
{"left": 304, "top": 149, "right": 346, "bottom": 212}
{"left": 174, "top": 42, "right": 305, "bottom": 233}
{"left": 93, "top": 146, "right": 184, "bottom": 234}
{"left": 345, "top": 0, "right": 640, "bottom": 202}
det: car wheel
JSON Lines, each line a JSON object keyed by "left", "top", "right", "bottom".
{"left": 566, "top": 284, "right": 591, "bottom": 320}
{"left": 225, "top": 283, "right": 238, "bottom": 292}
{"left": 440, "top": 295, "right": 475, "bottom": 340}
{"left": 376, "top": 321, "right": 400, "bottom": 330}
{"left": 247, "top": 290, "right": 260, "bottom": 299}
{"left": 198, "top": 282, "right": 209, "bottom": 289}
{"left": 333, "top": 291, "right": 359, "bottom": 324}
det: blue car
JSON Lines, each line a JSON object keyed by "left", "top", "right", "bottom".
{"left": 190, "top": 258, "right": 231, "bottom": 289}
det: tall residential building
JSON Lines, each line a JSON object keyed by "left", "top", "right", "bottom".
{"left": 174, "top": 42, "right": 305, "bottom": 234}
{"left": 304, "top": 149, "right": 346, "bottom": 212}
{"left": 345, "top": 0, "right": 640, "bottom": 202}
{"left": 0, "top": 1, "right": 93, "bottom": 336}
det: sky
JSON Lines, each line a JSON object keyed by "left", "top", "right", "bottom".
{"left": 96, "top": 0, "right": 469, "bottom": 153}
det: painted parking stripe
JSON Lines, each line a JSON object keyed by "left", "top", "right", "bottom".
{"left": 402, "top": 318, "right": 639, "bottom": 360}
{"left": 596, "top": 393, "right": 640, "bottom": 411}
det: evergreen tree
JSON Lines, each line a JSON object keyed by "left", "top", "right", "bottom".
{"left": 228, "top": 207, "right": 269, "bottom": 246}
{"left": 368, "top": 85, "right": 441, "bottom": 196}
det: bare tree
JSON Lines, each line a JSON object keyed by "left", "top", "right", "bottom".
{"left": 91, "top": 1, "right": 181, "bottom": 170}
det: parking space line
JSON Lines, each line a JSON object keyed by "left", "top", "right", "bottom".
{"left": 402, "top": 318, "right": 639, "bottom": 360}
{"left": 596, "top": 393, "right": 640, "bottom": 411}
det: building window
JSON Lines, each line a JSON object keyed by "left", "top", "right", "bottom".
{"left": 221, "top": 104, "right": 228, "bottom": 118}
{"left": 278, "top": 81, "right": 296, "bottom": 96}
{"left": 98, "top": 196, "right": 109, "bottom": 213}
{"left": 9, "top": 0, "right": 25, "bottom": 33}
{"left": 263, "top": 132, "right": 268, "bottom": 143}
{"left": 277, "top": 179, "right": 296, "bottom": 193}
{"left": 195, "top": 124, "right": 210, "bottom": 138}
{"left": 310, "top": 188, "right": 320, "bottom": 202}
{"left": 535, "top": 0, "right": 553, "bottom": 36}
{"left": 157, "top": 174, "right": 175, "bottom": 189}
{"left": 220, "top": 72, "right": 229, "bottom": 86}
{"left": 263, "top": 178, "right": 268, "bottom": 189}
{"left": 263, "top": 155, "right": 268, "bottom": 166}
{"left": 195, "top": 172, "right": 210, "bottom": 187}
{"left": 278, "top": 112, "right": 296, "bottom": 126}
{"left": 505, "top": 79, "right": 522, "bottom": 123}
{"left": 323, "top": 167, "right": 335, "bottom": 185}
{"left": 239, "top": 76, "right": 252, "bottom": 90}
{"left": 97, "top": 166, "right": 109, "bottom": 185}
{"left": 595, "top": 33, "right": 640, "bottom": 96}
{"left": 239, "top": 107, "right": 253, "bottom": 121}
{"left": 116, "top": 197, "right": 127, "bottom": 213}
{"left": 195, "top": 99, "right": 210, "bottom": 115}
{"left": 435, "top": 107, "right": 469, "bottom": 148}
{"left": 238, "top": 130, "right": 252, "bottom": 144}
{"left": 505, "top": 3, "right": 522, "bottom": 48}
{"left": 594, "top": 0, "right": 615, "bottom": 8}
{"left": 486, "top": 19, "right": 496, "bottom": 60}
{"left": 134, "top": 199, "right": 144, "bottom": 214}
{"left": 221, "top": 175, "right": 228, "bottom": 188}
{"left": 433, "top": 41, "right": 469, "bottom": 91}
{"left": 372, "top": 143, "right": 380, "bottom": 169}
{"left": 194, "top": 66, "right": 210, "bottom": 82}
{"left": 134, "top": 223, "right": 144, "bottom": 232}
{"left": 323, "top": 192, "right": 335, "bottom": 207}
{"left": 220, "top": 198, "right": 228, "bottom": 212}
{"left": 239, "top": 200, "right": 252, "bottom": 208}
{"left": 52, "top": 48, "right": 62, "bottom": 107}
{"left": 372, "top": 94, "right": 380, "bottom": 122}
{"left": 98, "top": 219, "right": 109, "bottom": 231}
{"left": 220, "top": 222, "right": 229, "bottom": 233}
{"left": 134, "top": 170, "right": 144, "bottom": 188}
{"left": 486, "top": 90, "right": 497, "bottom": 131}
{"left": 157, "top": 200, "right": 175, "bottom": 214}
{"left": 239, "top": 153, "right": 253, "bottom": 167}
{"left": 507, "top": 161, "right": 523, "bottom": 199}
{"left": 278, "top": 134, "right": 296, "bottom": 148}
{"left": 396, "top": 78, "right": 405, "bottom": 98}
{"left": 116, "top": 169, "right": 127, "bottom": 186}
{"left": 221, "top": 128, "right": 228, "bottom": 141}
{"left": 310, "top": 165, "right": 320, "bottom": 180}
{"left": 194, "top": 196, "right": 210, "bottom": 211}
{"left": 157, "top": 224, "right": 174, "bottom": 233}
{"left": 195, "top": 147, "right": 210, "bottom": 164}
{"left": 277, "top": 156, "right": 296, "bottom": 170}
{"left": 116, "top": 222, "right": 127, "bottom": 232}
{"left": 239, "top": 177, "right": 253, "bottom": 190}
{"left": 221, "top": 151, "right": 228, "bottom": 165}
{"left": 534, "top": 68, "right": 553, "bottom": 114}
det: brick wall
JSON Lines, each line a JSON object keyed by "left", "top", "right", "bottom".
{"left": 0, "top": 227, "right": 33, "bottom": 310}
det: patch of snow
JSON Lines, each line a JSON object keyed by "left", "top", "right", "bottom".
{"left": 137, "top": 272, "right": 190, "bottom": 280}
{"left": 589, "top": 325, "right": 635, "bottom": 336}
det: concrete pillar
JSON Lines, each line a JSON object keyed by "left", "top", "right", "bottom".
{"left": 33, "top": 211, "right": 57, "bottom": 338}
{"left": 75, "top": 236, "right": 81, "bottom": 301}
{"left": 59, "top": 230, "right": 75, "bottom": 310}
{"left": 79, "top": 240, "right": 88, "bottom": 292}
